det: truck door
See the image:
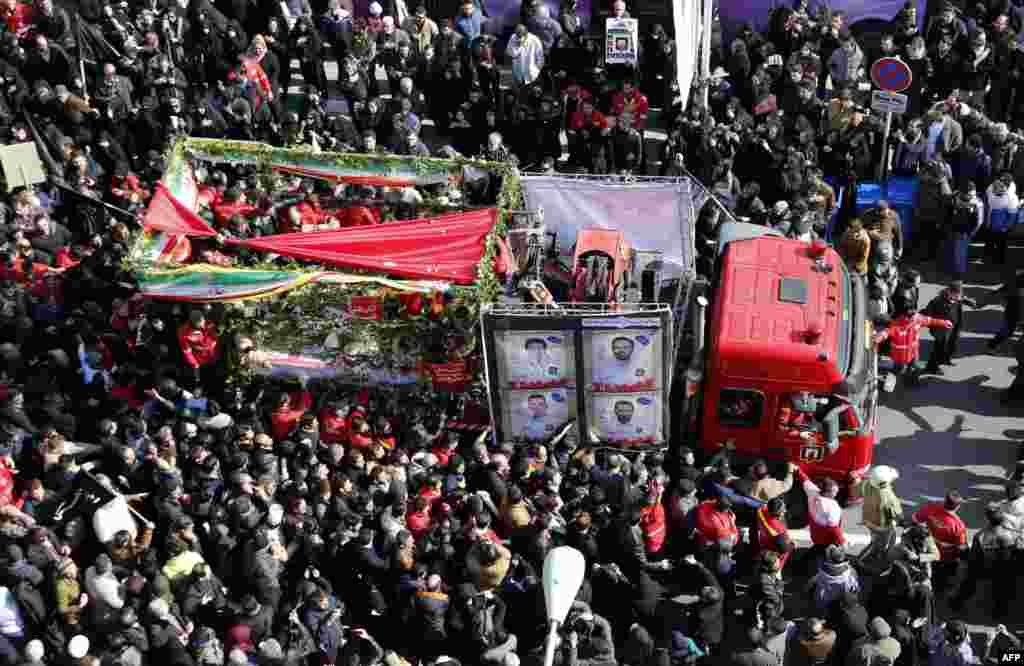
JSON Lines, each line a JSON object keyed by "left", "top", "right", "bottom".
{"left": 713, "top": 387, "right": 768, "bottom": 453}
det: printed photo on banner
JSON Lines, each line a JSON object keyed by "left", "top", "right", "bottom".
{"left": 584, "top": 329, "right": 660, "bottom": 392}
{"left": 502, "top": 388, "right": 576, "bottom": 443}
{"left": 496, "top": 331, "right": 575, "bottom": 389}
{"left": 589, "top": 393, "right": 662, "bottom": 447}
{"left": 605, "top": 17, "right": 638, "bottom": 66}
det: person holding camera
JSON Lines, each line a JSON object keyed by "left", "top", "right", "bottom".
{"left": 563, "top": 607, "right": 616, "bottom": 666}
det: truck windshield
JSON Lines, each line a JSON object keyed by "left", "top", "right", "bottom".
{"left": 835, "top": 258, "right": 853, "bottom": 377}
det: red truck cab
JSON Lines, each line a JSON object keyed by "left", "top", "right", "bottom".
{"left": 685, "top": 224, "right": 877, "bottom": 494}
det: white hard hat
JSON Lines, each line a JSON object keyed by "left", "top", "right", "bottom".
{"left": 868, "top": 465, "right": 899, "bottom": 485}
{"left": 68, "top": 635, "right": 90, "bottom": 659}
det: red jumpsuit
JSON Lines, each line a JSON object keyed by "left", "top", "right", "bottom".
{"left": 693, "top": 499, "right": 739, "bottom": 548}
{"left": 177, "top": 320, "right": 220, "bottom": 369}
{"left": 197, "top": 185, "right": 223, "bottom": 210}
{"left": 318, "top": 410, "right": 349, "bottom": 444}
{"left": 279, "top": 201, "right": 330, "bottom": 234}
{"left": 407, "top": 509, "right": 431, "bottom": 540}
{"left": 912, "top": 502, "right": 967, "bottom": 561}
{"left": 339, "top": 205, "right": 378, "bottom": 227}
{"left": 640, "top": 503, "right": 667, "bottom": 554}
{"left": 3, "top": 3, "right": 33, "bottom": 35}
{"left": 214, "top": 199, "right": 261, "bottom": 228}
{"left": 568, "top": 109, "right": 608, "bottom": 131}
{"left": 610, "top": 90, "right": 650, "bottom": 129}
{"left": 269, "top": 391, "right": 312, "bottom": 441}
{"left": 873, "top": 313, "right": 953, "bottom": 365}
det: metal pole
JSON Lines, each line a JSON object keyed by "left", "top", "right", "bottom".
{"left": 542, "top": 621, "right": 561, "bottom": 666}
{"left": 700, "top": 0, "right": 713, "bottom": 109}
{"left": 876, "top": 110, "right": 892, "bottom": 188}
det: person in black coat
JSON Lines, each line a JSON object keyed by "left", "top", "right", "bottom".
{"left": 405, "top": 573, "right": 449, "bottom": 660}
{"left": 828, "top": 590, "right": 869, "bottom": 658}
{"left": 690, "top": 583, "right": 725, "bottom": 655}
{"left": 989, "top": 268, "right": 1024, "bottom": 349}
{"left": 923, "top": 280, "right": 977, "bottom": 373}
{"left": 887, "top": 610, "right": 919, "bottom": 666}
{"left": 233, "top": 594, "right": 274, "bottom": 644}
{"left": 344, "top": 527, "right": 390, "bottom": 618}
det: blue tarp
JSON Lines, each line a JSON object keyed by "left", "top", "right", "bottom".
{"left": 855, "top": 176, "right": 919, "bottom": 247}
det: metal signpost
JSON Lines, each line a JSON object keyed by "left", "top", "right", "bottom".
{"left": 870, "top": 57, "right": 912, "bottom": 185}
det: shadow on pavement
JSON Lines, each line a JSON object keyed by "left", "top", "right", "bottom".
{"left": 879, "top": 374, "right": 1013, "bottom": 420}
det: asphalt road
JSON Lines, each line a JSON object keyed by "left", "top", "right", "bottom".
{"left": 823, "top": 247, "right": 1024, "bottom": 641}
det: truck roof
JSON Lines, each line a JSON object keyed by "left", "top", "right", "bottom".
{"left": 711, "top": 235, "right": 851, "bottom": 387}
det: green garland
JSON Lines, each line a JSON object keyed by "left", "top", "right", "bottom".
{"left": 179, "top": 137, "right": 512, "bottom": 178}
{"left": 134, "top": 138, "right": 522, "bottom": 386}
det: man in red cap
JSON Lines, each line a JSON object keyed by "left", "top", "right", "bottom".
{"left": 912, "top": 490, "right": 968, "bottom": 593}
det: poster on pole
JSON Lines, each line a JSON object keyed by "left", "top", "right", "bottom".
{"left": 605, "top": 18, "right": 638, "bottom": 66}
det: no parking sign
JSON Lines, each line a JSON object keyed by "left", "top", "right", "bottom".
{"left": 870, "top": 57, "right": 912, "bottom": 93}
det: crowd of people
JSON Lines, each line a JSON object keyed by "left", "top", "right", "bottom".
{"left": 0, "top": 0, "right": 1019, "bottom": 664}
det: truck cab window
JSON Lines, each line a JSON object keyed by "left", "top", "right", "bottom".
{"left": 718, "top": 389, "right": 764, "bottom": 427}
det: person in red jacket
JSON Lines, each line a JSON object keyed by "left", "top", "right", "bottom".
{"left": 213, "top": 188, "right": 262, "bottom": 228}
{"left": 338, "top": 202, "right": 378, "bottom": 227}
{"left": 568, "top": 99, "right": 608, "bottom": 131}
{"left": 318, "top": 401, "right": 350, "bottom": 444}
{"left": 639, "top": 478, "right": 667, "bottom": 555}
{"left": 873, "top": 303, "right": 953, "bottom": 389}
{"left": 269, "top": 389, "right": 312, "bottom": 441}
{"left": 912, "top": 490, "right": 968, "bottom": 593}
{"left": 694, "top": 494, "right": 739, "bottom": 549}
{"left": 755, "top": 497, "right": 794, "bottom": 570}
{"left": 348, "top": 408, "right": 374, "bottom": 449}
{"left": 278, "top": 191, "right": 339, "bottom": 234}
{"left": 177, "top": 310, "right": 220, "bottom": 388}
{"left": 610, "top": 80, "right": 649, "bottom": 130}
{"left": 406, "top": 495, "right": 432, "bottom": 541}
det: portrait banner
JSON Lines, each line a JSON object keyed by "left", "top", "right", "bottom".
{"left": 495, "top": 331, "right": 576, "bottom": 390}
{"left": 583, "top": 328, "right": 662, "bottom": 393}
{"left": 589, "top": 392, "right": 662, "bottom": 448}
{"left": 502, "top": 388, "right": 577, "bottom": 444}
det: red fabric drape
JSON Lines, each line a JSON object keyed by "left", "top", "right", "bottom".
{"left": 143, "top": 184, "right": 218, "bottom": 237}
{"left": 231, "top": 209, "right": 498, "bottom": 284}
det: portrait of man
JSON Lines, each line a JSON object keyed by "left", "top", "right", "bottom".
{"left": 593, "top": 336, "right": 642, "bottom": 387}
{"left": 502, "top": 332, "right": 572, "bottom": 388}
{"left": 504, "top": 389, "right": 574, "bottom": 443}
{"left": 592, "top": 393, "right": 660, "bottom": 446}
{"left": 521, "top": 393, "right": 550, "bottom": 440}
